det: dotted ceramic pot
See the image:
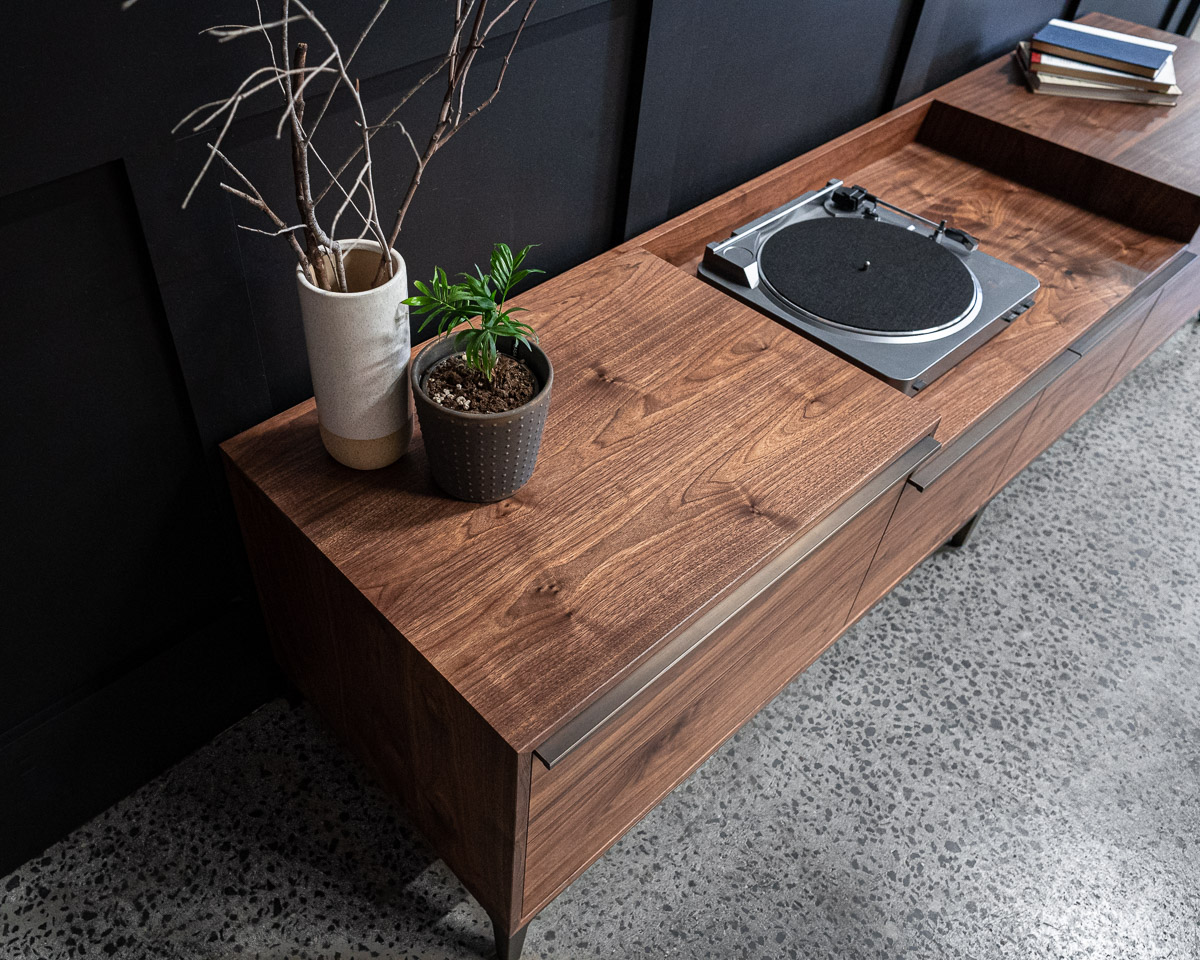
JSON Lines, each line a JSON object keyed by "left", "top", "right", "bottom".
{"left": 410, "top": 337, "right": 553, "bottom": 502}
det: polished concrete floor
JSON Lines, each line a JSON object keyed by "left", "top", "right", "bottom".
{"left": 3, "top": 322, "right": 1199, "bottom": 960}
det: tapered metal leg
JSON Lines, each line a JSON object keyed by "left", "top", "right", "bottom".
{"left": 492, "top": 916, "right": 528, "bottom": 960}
{"left": 947, "top": 509, "right": 984, "bottom": 549}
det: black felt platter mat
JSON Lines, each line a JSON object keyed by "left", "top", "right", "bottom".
{"left": 758, "top": 217, "right": 977, "bottom": 334}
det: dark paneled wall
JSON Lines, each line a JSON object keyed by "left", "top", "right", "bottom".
{"left": 624, "top": 0, "right": 919, "bottom": 236}
{"left": 893, "top": 0, "right": 1074, "bottom": 105}
{"left": 0, "top": 0, "right": 1187, "bottom": 874}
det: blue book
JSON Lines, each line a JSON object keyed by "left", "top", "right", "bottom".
{"left": 1032, "top": 19, "right": 1175, "bottom": 79}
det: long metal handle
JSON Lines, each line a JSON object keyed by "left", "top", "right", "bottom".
{"left": 1070, "top": 251, "right": 1195, "bottom": 356}
{"left": 534, "top": 434, "right": 942, "bottom": 769}
{"left": 909, "top": 350, "right": 1078, "bottom": 492}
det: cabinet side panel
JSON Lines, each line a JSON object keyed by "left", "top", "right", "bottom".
{"left": 224, "top": 462, "right": 528, "bottom": 929}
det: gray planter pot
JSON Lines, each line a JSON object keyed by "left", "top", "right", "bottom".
{"left": 410, "top": 337, "right": 553, "bottom": 502}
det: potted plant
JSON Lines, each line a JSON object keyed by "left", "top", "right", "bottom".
{"left": 405, "top": 243, "right": 552, "bottom": 501}
{"left": 153, "top": 0, "right": 539, "bottom": 469}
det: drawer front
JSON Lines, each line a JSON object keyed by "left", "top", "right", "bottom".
{"left": 1109, "top": 250, "right": 1199, "bottom": 387}
{"left": 996, "top": 294, "right": 1157, "bottom": 491}
{"left": 522, "top": 476, "right": 907, "bottom": 919}
{"left": 851, "top": 392, "right": 1043, "bottom": 619}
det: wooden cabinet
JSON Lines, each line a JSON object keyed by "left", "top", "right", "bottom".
{"left": 221, "top": 17, "right": 1200, "bottom": 959}
{"left": 850, "top": 351, "right": 1080, "bottom": 618}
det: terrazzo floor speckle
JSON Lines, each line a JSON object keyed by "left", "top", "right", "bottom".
{"left": 4, "top": 323, "right": 1200, "bottom": 960}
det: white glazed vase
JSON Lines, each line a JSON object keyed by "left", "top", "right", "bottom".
{"left": 295, "top": 240, "right": 412, "bottom": 470}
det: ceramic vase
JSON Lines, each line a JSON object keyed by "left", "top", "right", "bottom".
{"left": 295, "top": 240, "right": 411, "bottom": 470}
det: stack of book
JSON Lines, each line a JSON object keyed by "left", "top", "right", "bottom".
{"left": 1015, "top": 19, "right": 1182, "bottom": 107}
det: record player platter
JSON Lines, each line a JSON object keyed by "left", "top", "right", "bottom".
{"left": 759, "top": 218, "right": 980, "bottom": 336}
{"left": 698, "top": 180, "right": 1040, "bottom": 394}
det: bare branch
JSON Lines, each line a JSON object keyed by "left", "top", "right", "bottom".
{"left": 183, "top": 105, "right": 239, "bottom": 209}
{"left": 442, "top": 0, "right": 536, "bottom": 148}
{"left": 274, "top": 50, "right": 338, "bottom": 139}
{"left": 309, "top": 141, "right": 386, "bottom": 246}
{"left": 202, "top": 16, "right": 305, "bottom": 41}
{"left": 285, "top": 40, "right": 335, "bottom": 289}
{"left": 306, "top": 0, "right": 390, "bottom": 140}
{"left": 330, "top": 160, "right": 370, "bottom": 239}
{"left": 290, "top": 0, "right": 389, "bottom": 278}
{"left": 483, "top": 0, "right": 524, "bottom": 36}
{"left": 209, "top": 143, "right": 315, "bottom": 284}
{"left": 313, "top": 51, "right": 452, "bottom": 206}
{"left": 238, "top": 222, "right": 308, "bottom": 237}
{"left": 173, "top": 64, "right": 332, "bottom": 135}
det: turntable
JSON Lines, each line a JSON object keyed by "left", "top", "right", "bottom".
{"left": 698, "top": 179, "right": 1040, "bottom": 394}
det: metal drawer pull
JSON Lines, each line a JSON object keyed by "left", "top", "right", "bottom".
{"left": 534, "top": 435, "right": 941, "bottom": 769}
{"left": 909, "top": 350, "right": 1078, "bottom": 492}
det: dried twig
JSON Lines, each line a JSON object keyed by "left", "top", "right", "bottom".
{"left": 166, "top": 0, "right": 536, "bottom": 290}
{"left": 313, "top": 51, "right": 453, "bottom": 206}
{"left": 208, "top": 144, "right": 316, "bottom": 285}
{"left": 285, "top": 41, "right": 342, "bottom": 291}
{"left": 373, "top": 0, "right": 538, "bottom": 283}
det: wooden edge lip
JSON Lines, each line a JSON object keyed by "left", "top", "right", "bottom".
{"left": 909, "top": 349, "right": 1079, "bottom": 493}
{"left": 1070, "top": 249, "right": 1196, "bottom": 356}
{"left": 531, "top": 434, "right": 942, "bottom": 770}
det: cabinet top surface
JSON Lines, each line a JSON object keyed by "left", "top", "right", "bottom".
{"left": 223, "top": 250, "right": 939, "bottom": 752}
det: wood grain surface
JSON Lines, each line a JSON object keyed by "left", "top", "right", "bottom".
{"left": 1109, "top": 252, "right": 1200, "bottom": 385}
{"left": 222, "top": 249, "right": 939, "bottom": 754}
{"left": 838, "top": 142, "right": 1178, "bottom": 449}
{"left": 522, "top": 480, "right": 904, "bottom": 920}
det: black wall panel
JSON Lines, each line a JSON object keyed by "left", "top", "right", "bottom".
{"left": 624, "top": 0, "right": 919, "bottom": 237}
{"left": 0, "top": 162, "right": 232, "bottom": 733}
{"left": 1075, "top": 0, "right": 1178, "bottom": 29}
{"left": 893, "top": 0, "right": 1073, "bottom": 106}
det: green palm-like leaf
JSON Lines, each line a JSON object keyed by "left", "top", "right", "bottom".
{"left": 406, "top": 242, "right": 543, "bottom": 381}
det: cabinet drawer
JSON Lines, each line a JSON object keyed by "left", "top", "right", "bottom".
{"left": 996, "top": 293, "right": 1158, "bottom": 490}
{"left": 521, "top": 444, "right": 933, "bottom": 919}
{"left": 849, "top": 354, "right": 1074, "bottom": 618}
{"left": 1109, "top": 250, "right": 1199, "bottom": 386}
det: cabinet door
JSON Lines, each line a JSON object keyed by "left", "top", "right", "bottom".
{"left": 1108, "top": 251, "right": 1199, "bottom": 388}
{"left": 997, "top": 293, "right": 1158, "bottom": 491}
{"left": 522, "top": 441, "right": 935, "bottom": 922}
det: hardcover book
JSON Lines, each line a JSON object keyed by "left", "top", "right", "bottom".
{"left": 1016, "top": 45, "right": 1178, "bottom": 106}
{"left": 1031, "top": 19, "right": 1176, "bottom": 78}
{"left": 1028, "top": 47, "right": 1179, "bottom": 94}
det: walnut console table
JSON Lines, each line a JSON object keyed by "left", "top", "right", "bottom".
{"left": 222, "top": 16, "right": 1200, "bottom": 959}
